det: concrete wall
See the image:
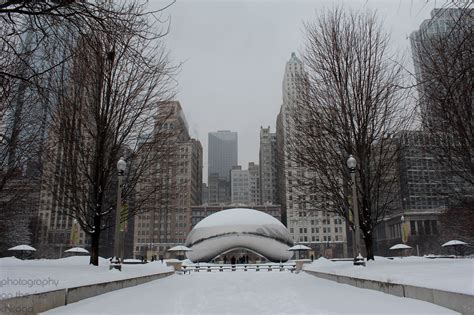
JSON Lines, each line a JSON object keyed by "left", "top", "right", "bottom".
{"left": 305, "top": 270, "right": 473, "bottom": 315}
{"left": 0, "top": 272, "right": 174, "bottom": 315}
{"left": 0, "top": 289, "right": 66, "bottom": 315}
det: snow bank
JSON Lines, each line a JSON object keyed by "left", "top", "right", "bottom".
{"left": 0, "top": 256, "right": 173, "bottom": 298}
{"left": 305, "top": 256, "right": 474, "bottom": 295}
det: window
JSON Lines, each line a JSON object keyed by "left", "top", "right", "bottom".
{"left": 424, "top": 220, "right": 431, "bottom": 235}
{"left": 417, "top": 221, "right": 424, "bottom": 235}
{"left": 431, "top": 221, "right": 438, "bottom": 234}
{"left": 410, "top": 221, "right": 417, "bottom": 235}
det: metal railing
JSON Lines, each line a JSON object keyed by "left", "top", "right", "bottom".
{"left": 181, "top": 263, "right": 297, "bottom": 273}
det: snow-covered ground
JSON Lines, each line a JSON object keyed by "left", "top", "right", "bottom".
{"left": 0, "top": 256, "right": 173, "bottom": 299}
{"left": 304, "top": 256, "right": 474, "bottom": 295}
{"left": 44, "top": 272, "right": 457, "bottom": 314}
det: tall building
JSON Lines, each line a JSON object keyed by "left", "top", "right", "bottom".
{"left": 259, "top": 126, "right": 278, "bottom": 204}
{"left": 133, "top": 101, "right": 203, "bottom": 259}
{"left": 208, "top": 130, "right": 238, "bottom": 181}
{"left": 390, "top": 8, "right": 474, "bottom": 255}
{"left": 35, "top": 125, "right": 136, "bottom": 258}
{"left": 248, "top": 162, "right": 260, "bottom": 205}
{"left": 208, "top": 130, "right": 238, "bottom": 205}
{"left": 276, "top": 52, "right": 347, "bottom": 258}
{"left": 374, "top": 131, "right": 453, "bottom": 256}
{"left": 410, "top": 8, "right": 470, "bottom": 128}
{"left": 35, "top": 116, "right": 92, "bottom": 257}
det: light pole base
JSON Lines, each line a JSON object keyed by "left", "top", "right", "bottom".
{"left": 353, "top": 254, "right": 365, "bottom": 266}
{"left": 109, "top": 257, "right": 122, "bottom": 271}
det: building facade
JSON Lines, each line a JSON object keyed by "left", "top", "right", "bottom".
{"left": 276, "top": 52, "right": 347, "bottom": 258}
{"left": 208, "top": 130, "right": 238, "bottom": 205}
{"left": 133, "top": 101, "right": 203, "bottom": 259}
{"left": 208, "top": 130, "right": 238, "bottom": 181}
{"left": 259, "top": 126, "right": 278, "bottom": 204}
{"left": 410, "top": 8, "right": 468, "bottom": 128}
{"left": 230, "top": 166, "right": 250, "bottom": 205}
{"left": 0, "top": 177, "right": 41, "bottom": 255}
{"left": 374, "top": 130, "right": 452, "bottom": 256}
{"left": 208, "top": 173, "right": 231, "bottom": 205}
{"left": 248, "top": 162, "right": 260, "bottom": 205}
{"left": 202, "top": 182, "right": 209, "bottom": 204}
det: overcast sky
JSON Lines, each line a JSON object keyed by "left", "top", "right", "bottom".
{"left": 150, "top": 0, "right": 440, "bottom": 183}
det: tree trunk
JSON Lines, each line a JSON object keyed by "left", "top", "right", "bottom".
{"left": 89, "top": 216, "right": 101, "bottom": 266}
{"left": 363, "top": 231, "right": 375, "bottom": 260}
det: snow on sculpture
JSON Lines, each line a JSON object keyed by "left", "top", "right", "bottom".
{"left": 185, "top": 208, "right": 294, "bottom": 262}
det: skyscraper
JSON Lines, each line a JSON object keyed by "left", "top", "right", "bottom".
{"left": 410, "top": 8, "right": 470, "bottom": 128}
{"left": 276, "top": 52, "right": 347, "bottom": 258}
{"left": 208, "top": 130, "right": 238, "bottom": 205}
{"left": 208, "top": 130, "right": 238, "bottom": 180}
{"left": 277, "top": 52, "right": 305, "bottom": 228}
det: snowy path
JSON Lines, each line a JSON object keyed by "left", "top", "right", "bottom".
{"left": 304, "top": 257, "right": 474, "bottom": 295}
{"left": 44, "top": 272, "right": 457, "bottom": 314}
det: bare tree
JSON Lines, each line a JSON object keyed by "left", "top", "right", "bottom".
{"left": 411, "top": 6, "right": 473, "bottom": 197}
{"left": 40, "top": 1, "right": 177, "bottom": 265}
{"left": 0, "top": 0, "right": 174, "bottom": 195}
{"left": 0, "top": 0, "right": 175, "bottom": 82}
{"left": 289, "top": 9, "right": 412, "bottom": 260}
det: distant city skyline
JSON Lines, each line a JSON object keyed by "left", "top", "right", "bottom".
{"left": 151, "top": 0, "right": 438, "bottom": 182}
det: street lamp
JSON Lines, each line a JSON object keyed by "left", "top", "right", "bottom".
{"left": 347, "top": 155, "right": 362, "bottom": 265}
{"left": 111, "top": 157, "right": 126, "bottom": 270}
{"left": 400, "top": 215, "right": 405, "bottom": 244}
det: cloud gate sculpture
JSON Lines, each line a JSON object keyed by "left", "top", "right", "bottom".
{"left": 185, "top": 208, "right": 294, "bottom": 262}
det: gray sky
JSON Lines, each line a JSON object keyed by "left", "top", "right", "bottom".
{"left": 150, "top": 0, "right": 439, "bottom": 183}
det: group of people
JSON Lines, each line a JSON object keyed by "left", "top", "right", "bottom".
{"left": 139, "top": 255, "right": 163, "bottom": 263}
{"left": 223, "top": 255, "right": 250, "bottom": 265}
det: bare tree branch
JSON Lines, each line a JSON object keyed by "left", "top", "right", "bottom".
{"left": 288, "top": 8, "right": 414, "bottom": 260}
{"left": 38, "top": 1, "right": 178, "bottom": 266}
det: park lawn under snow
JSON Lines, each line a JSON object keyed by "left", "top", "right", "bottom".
{"left": 0, "top": 256, "right": 173, "bottom": 299}
{"left": 44, "top": 271, "right": 457, "bottom": 314}
{"left": 304, "top": 256, "right": 474, "bottom": 295}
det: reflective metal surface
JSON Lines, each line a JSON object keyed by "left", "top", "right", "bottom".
{"left": 185, "top": 208, "right": 294, "bottom": 262}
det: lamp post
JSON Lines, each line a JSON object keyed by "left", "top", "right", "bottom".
{"left": 111, "top": 157, "right": 126, "bottom": 270}
{"left": 347, "top": 155, "right": 362, "bottom": 265}
{"left": 400, "top": 215, "right": 405, "bottom": 244}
